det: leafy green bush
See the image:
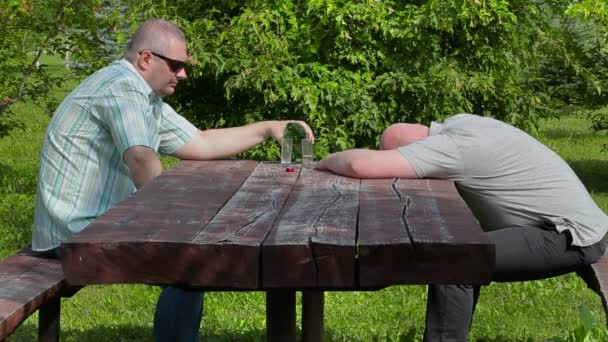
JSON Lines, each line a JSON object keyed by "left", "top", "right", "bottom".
{"left": 539, "top": 14, "right": 608, "bottom": 109}
{"left": 0, "top": 0, "right": 124, "bottom": 138}
{"left": 589, "top": 108, "right": 608, "bottom": 153}
{"left": 114, "top": 0, "right": 569, "bottom": 159}
{"left": 590, "top": 109, "right": 608, "bottom": 131}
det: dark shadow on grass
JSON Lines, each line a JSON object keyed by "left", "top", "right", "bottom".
{"left": 474, "top": 336, "right": 539, "bottom": 342}
{"left": 539, "top": 126, "right": 607, "bottom": 140}
{"left": 62, "top": 326, "right": 153, "bottom": 342}
{"left": 8, "top": 324, "right": 152, "bottom": 342}
{"left": 325, "top": 327, "right": 419, "bottom": 341}
{"left": 567, "top": 159, "right": 608, "bottom": 195}
{"left": 9, "top": 324, "right": 268, "bottom": 342}
{"left": 8, "top": 324, "right": 420, "bottom": 341}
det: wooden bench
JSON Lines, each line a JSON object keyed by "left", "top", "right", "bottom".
{"left": 0, "top": 247, "right": 79, "bottom": 342}
{"left": 578, "top": 249, "right": 608, "bottom": 327}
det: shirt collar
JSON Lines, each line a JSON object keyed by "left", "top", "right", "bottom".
{"left": 117, "top": 58, "right": 158, "bottom": 101}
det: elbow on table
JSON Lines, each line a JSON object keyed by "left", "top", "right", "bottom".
{"left": 124, "top": 146, "right": 163, "bottom": 188}
{"left": 343, "top": 150, "right": 407, "bottom": 179}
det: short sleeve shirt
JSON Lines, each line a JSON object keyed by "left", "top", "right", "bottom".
{"left": 32, "top": 59, "right": 197, "bottom": 251}
{"left": 398, "top": 114, "right": 608, "bottom": 247}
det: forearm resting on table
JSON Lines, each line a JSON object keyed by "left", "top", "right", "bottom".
{"left": 317, "top": 149, "right": 417, "bottom": 179}
{"left": 124, "top": 145, "right": 163, "bottom": 189}
{"left": 174, "top": 122, "right": 275, "bottom": 160}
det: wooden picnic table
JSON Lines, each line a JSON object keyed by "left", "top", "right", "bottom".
{"left": 60, "top": 160, "right": 495, "bottom": 341}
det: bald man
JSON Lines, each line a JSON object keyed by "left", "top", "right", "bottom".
{"left": 32, "top": 19, "right": 314, "bottom": 342}
{"left": 379, "top": 123, "right": 429, "bottom": 150}
{"left": 317, "top": 113, "right": 607, "bottom": 341}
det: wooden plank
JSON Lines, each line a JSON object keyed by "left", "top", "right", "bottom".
{"left": 358, "top": 179, "right": 494, "bottom": 287}
{"left": 358, "top": 178, "right": 412, "bottom": 287}
{"left": 263, "top": 168, "right": 359, "bottom": 288}
{"left": 577, "top": 249, "right": 608, "bottom": 327}
{"left": 395, "top": 179, "right": 494, "bottom": 284}
{"left": 183, "top": 163, "right": 299, "bottom": 288}
{"left": 60, "top": 160, "right": 258, "bottom": 286}
{"left": 0, "top": 254, "right": 67, "bottom": 340}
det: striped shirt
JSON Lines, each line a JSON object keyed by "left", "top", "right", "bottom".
{"left": 32, "top": 59, "right": 197, "bottom": 251}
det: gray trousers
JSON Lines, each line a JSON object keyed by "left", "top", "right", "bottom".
{"left": 423, "top": 224, "right": 607, "bottom": 342}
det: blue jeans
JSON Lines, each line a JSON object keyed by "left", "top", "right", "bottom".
{"left": 154, "top": 287, "right": 205, "bottom": 342}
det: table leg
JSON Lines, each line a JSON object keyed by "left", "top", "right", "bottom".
{"left": 266, "top": 290, "right": 296, "bottom": 342}
{"left": 302, "top": 290, "right": 324, "bottom": 342}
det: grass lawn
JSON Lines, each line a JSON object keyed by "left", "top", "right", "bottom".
{"left": 1, "top": 57, "right": 607, "bottom": 341}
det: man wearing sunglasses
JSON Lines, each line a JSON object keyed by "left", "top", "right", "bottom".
{"left": 31, "top": 19, "right": 314, "bottom": 342}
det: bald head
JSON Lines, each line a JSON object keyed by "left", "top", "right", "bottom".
{"left": 379, "top": 123, "right": 429, "bottom": 150}
{"left": 124, "top": 19, "right": 186, "bottom": 62}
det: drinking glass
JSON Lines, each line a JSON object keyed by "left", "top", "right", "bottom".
{"left": 281, "top": 138, "right": 293, "bottom": 165}
{"left": 301, "top": 138, "right": 313, "bottom": 168}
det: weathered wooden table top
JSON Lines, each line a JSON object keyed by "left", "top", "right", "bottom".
{"left": 60, "top": 160, "right": 495, "bottom": 289}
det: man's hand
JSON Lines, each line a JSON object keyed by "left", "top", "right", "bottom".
{"left": 174, "top": 120, "right": 315, "bottom": 160}
{"left": 268, "top": 120, "right": 315, "bottom": 143}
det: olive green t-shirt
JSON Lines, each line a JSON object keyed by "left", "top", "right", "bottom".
{"left": 398, "top": 114, "right": 608, "bottom": 247}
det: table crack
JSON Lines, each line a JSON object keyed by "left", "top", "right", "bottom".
{"left": 216, "top": 210, "right": 271, "bottom": 243}
{"left": 392, "top": 179, "right": 414, "bottom": 245}
{"left": 308, "top": 182, "right": 344, "bottom": 285}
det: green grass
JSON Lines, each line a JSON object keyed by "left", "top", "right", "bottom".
{"left": 1, "top": 59, "right": 608, "bottom": 341}
{"left": 536, "top": 113, "right": 608, "bottom": 211}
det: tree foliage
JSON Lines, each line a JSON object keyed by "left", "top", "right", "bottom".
{"left": 2, "top": 0, "right": 606, "bottom": 159}
{"left": 563, "top": 1, "right": 608, "bottom": 137}
{"left": 120, "top": 0, "right": 569, "bottom": 159}
{"left": 540, "top": 1, "right": 608, "bottom": 108}
{"left": 0, "top": 0, "right": 123, "bottom": 137}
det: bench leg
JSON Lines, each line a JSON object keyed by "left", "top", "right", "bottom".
{"left": 266, "top": 290, "right": 296, "bottom": 342}
{"left": 302, "top": 290, "right": 324, "bottom": 342}
{"left": 577, "top": 264, "right": 608, "bottom": 328}
{"left": 38, "top": 298, "right": 60, "bottom": 342}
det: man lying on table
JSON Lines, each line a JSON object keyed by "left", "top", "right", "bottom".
{"left": 31, "top": 18, "right": 313, "bottom": 342}
{"left": 316, "top": 113, "right": 607, "bottom": 342}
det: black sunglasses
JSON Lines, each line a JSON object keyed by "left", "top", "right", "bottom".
{"left": 141, "top": 51, "right": 187, "bottom": 73}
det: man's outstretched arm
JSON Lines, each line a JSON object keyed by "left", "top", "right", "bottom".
{"left": 316, "top": 149, "right": 418, "bottom": 179}
{"left": 173, "top": 120, "right": 314, "bottom": 160}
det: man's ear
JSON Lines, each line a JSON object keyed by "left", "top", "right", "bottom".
{"left": 136, "top": 51, "right": 153, "bottom": 71}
